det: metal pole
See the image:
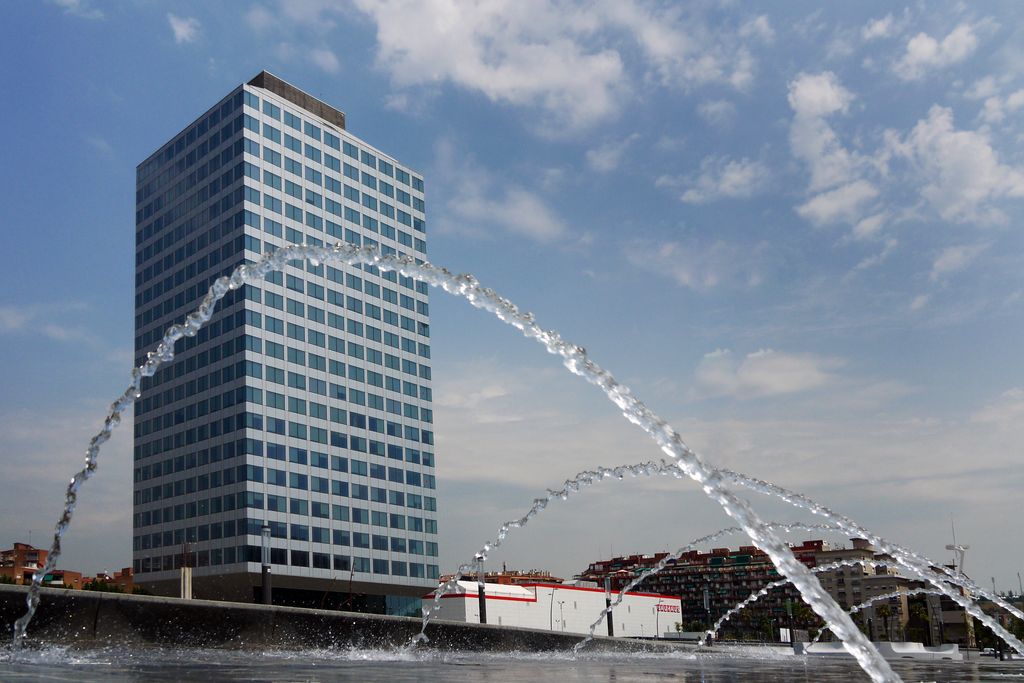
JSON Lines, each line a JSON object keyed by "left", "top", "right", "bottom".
{"left": 703, "top": 587, "right": 712, "bottom": 646}
{"left": 1017, "top": 571, "right": 1022, "bottom": 597}
{"left": 786, "top": 598, "right": 795, "bottom": 650}
{"left": 261, "top": 523, "right": 272, "bottom": 605}
{"left": 549, "top": 589, "right": 555, "bottom": 630}
{"left": 605, "top": 576, "right": 614, "bottom": 636}
{"left": 477, "top": 558, "right": 487, "bottom": 625}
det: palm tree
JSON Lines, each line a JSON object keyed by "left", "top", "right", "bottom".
{"left": 906, "top": 600, "right": 931, "bottom": 645}
{"left": 876, "top": 604, "right": 893, "bottom": 642}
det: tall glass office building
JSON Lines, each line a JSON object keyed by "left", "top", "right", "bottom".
{"left": 132, "top": 72, "right": 438, "bottom": 613}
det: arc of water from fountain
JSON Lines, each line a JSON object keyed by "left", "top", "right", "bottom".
{"left": 413, "top": 460, "right": 686, "bottom": 645}
{"left": 810, "top": 588, "right": 947, "bottom": 646}
{"left": 715, "top": 468, "right": 1024, "bottom": 654}
{"left": 10, "top": 242, "right": 909, "bottom": 681}
{"left": 574, "top": 522, "right": 843, "bottom": 651}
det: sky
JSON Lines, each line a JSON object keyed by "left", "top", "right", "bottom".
{"left": 1, "top": 1, "right": 1023, "bottom": 596}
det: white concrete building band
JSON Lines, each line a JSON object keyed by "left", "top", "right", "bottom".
{"left": 426, "top": 582, "right": 682, "bottom": 638}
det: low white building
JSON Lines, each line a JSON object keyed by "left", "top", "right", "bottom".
{"left": 424, "top": 581, "right": 682, "bottom": 638}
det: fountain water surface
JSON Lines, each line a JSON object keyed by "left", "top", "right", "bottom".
{"left": 10, "top": 243, "right": 1023, "bottom": 683}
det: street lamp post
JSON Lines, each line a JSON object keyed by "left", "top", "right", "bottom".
{"left": 260, "top": 522, "right": 272, "bottom": 605}
{"left": 558, "top": 600, "right": 566, "bottom": 632}
{"left": 703, "top": 587, "right": 712, "bottom": 647}
{"left": 604, "top": 576, "right": 614, "bottom": 637}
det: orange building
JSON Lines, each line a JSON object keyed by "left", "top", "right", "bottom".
{"left": 0, "top": 542, "right": 48, "bottom": 585}
{"left": 45, "top": 569, "right": 84, "bottom": 589}
{"left": 84, "top": 567, "right": 135, "bottom": 593}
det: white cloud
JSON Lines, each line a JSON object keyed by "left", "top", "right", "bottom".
{"left": 978, "top": 89, "right": 1024, "bottom": 124}
{"left": 599, "top": 1, "right": 760, "bottom": 91}
{"left": 658, "top": 156, "right": 770, "bottom": 204}
{"left": 965, "top": 75, "right": 1001, "bottom": 100}
{"left": 623, "top": 239, "right": 768, "bottom": 290}
{"left": 654, "top": 135, "right": 686, "bottom": 152}
{"left": 0, "top": 303, "right": 91, "bottom": 341}
{"left": 351, "top": 0, "right": 625, "bottom": 129}
{"left": 167, "top": 14, "right": 200, "bottom": 44}
{"left": 910, "top": 293, "right": 930, "bottom": 311}
{"left": 788, "top": 71, "right": 854, "bottom": 119}
{"left": 308, "top": 47, "right": 341, "bottom": 74}
{"left": 796, "top": 180, "right": 879, "bottom": 226}
{"left": 50, "top": 0, "right": 103, "bottom": 19}
{"left": 350, "top": 0, "right": 768, "bottom": 130}
{"left": 890, "top": 105, "right": 1024, "bottom": 223}
{"left": 451, "top": 185, "right": 566, "bottom": 243}
{"left": 245, "top": 6, "right": 275, "bottom": 32}
{"left": 434, "top": 140, "right": 566, "bottom": 243}
{"left": 972, "top": 388, "right": 1024, "bottom": 425}
{"left": 694, "top": 348, "right": 841, "bottom": 399}
{"left": 585, "top": 133, "right": 639, "bottom": 172}
{"left": 85, "top": 136, "right": 113, "bottom": 157}
{"left": 787, "top": 72, "right": 862, "bottom": 194}
{"left": 0, "top": 306, "right": 30, "bottom": 333}
{"left": 852, "top": 237, "right": 898, "bottom": 272}
{"left": 892, "top": 23, "right": 979, "bottom": 81}
{"left": 862, "top": 14, "right": 897, "bottom": 41}
{"left": 697, "top": 99, "right": 737, "bottom": 127}
{"left": 851, "top": 212, "right": 887, "bottom": 240}
{"left": 929, "top": 243, "right": 989, "bottom": 281}
{"left": 739, "top": 15, "right": 775, "bottom": 43}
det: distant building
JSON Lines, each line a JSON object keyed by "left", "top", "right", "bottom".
{"left": 578, "top": 541, "right": 824, "bottom": 636}
{"left": 442, "top": 568, "right": 564, "bottom": 586}
{"left": 425, "top": 580, "right": 680, "bottom": 638}
{"left": 580, "top": 538, "right": 989, "bottom": 646}
{"left": 46, "top": 569, "right": 83, "bottom": 590}
{"left": 0, "top": 543, "right": 48, "bottom": 585}
{"left": 84, "top": 567, "right": 135, "bottom": 593}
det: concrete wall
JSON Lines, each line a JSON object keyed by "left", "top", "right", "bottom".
{"left": 0, "top": 585, "right": 689, "bottom": 653}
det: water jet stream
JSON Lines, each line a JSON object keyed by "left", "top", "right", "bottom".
{"left": 413, "top": 459, "right": 686, "bottom": 646}
{"left": 19, "top": 243, "right": 991, "bottom": 680}
{"left": 716, "top": 468, "right": 1024, "bottom": 654}
{"left": 810, "top": 588, "right": 947, "bottom": 646}
{"left": 574, "top": 522, "right": 842, "bottom": 652}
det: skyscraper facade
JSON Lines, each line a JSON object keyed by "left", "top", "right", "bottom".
{"left": 132, "top": 72, "right": 437, "bottom": 613}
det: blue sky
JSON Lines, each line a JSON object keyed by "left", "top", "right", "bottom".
{"left": 2, "top": 1, "right": 1024, "bottom": 594}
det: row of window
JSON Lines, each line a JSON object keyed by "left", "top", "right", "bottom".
{"left": 135, "top": 545, "right": 440, "bottom": 579}
{"left": 137, "top": 240, "right": 429, "bottom": 340}
{"left": 138, "top": 367, "right": 432, "bottom": 416}
{"left": 251, "top": 142, "right": 422, "bottom": 213}
{"left": 138, "top": 90, "right": 243, "bottom": 185}
{"left": 243, "top": 88, "right": 423, "bottom": 191}
{"left": 136, "top": 345, "right": 433, "bottom": 411}
{"left": 135, "top": 459, "right": 435, "bottom": 497}
{"left": 136, "top": 445, "right": 434, "bottom": 480}
{"left": 135, "top": 522, "right": 439, "bottom": 556}
{"left": 134, "top": 491, "right": 437, "bottom": 532}
{"left": 136, "top": 153, "right": 242, "bottom": 262}
{"left": 135, "top": 407, "right": 436, "bottom": 460}
{"left": 135, "top": 463, "right": 436, "bottom": 507}
{"left": 135, "top": 367, "right": 433, "bottom": 434}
